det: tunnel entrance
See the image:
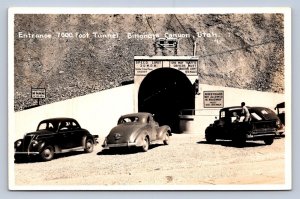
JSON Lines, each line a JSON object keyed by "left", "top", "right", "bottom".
{"left": 138, "top": 68, "right": 195, "bottom": 132}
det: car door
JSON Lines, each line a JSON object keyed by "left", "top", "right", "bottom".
{"left": 58, "top": 121, "right": 76, "bottom": 149}
{"left": 69, "top": 120, "right": 85, "bottom": 148}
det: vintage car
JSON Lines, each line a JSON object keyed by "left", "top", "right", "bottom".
{"left": 14, "top": 118, "right": 98, "bottom": 162}
{"left": 275, "top": 102, "right": 285, "bottom": 135}
{"left": 205, "top": 106, "right": 279, "bottom": 146}
{"left": 102, "top": 112, "right": 171, "bottom": 152}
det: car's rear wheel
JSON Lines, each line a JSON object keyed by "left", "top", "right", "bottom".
{"left": 163, "top": 132, "right": 170, "bottom": 145}
{"left": 232, "top": 134, "right": 246, "bottom": 147}
{"left": 264, "top": 137, "right": 274, "bottom": 145}
{"left": 84, "top": 139, "right": 94, "bottom": 153}
{"left": 40, "top": 145, "right": 54, "bottom": 161}
{"left": 141, "top": 136, "right": 149, "bottom": 152}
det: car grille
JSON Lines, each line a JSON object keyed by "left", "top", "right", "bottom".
{"left": 22, "top": 135, "right": 34, "bottom": 151}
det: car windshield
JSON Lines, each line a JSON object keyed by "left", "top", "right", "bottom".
{"left": 37, "top": 121, "right": 58, "bottom": 132}
{"left": 118, "top": 116, "right": 140, "bottom": 124}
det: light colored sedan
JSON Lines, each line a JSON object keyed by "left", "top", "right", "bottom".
{"left": 102, "top": 112, "right": 171, "bottom": 152}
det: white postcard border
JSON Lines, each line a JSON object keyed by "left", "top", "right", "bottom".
{"left": 8, "top": 7, "right": 292, "bottom": 190}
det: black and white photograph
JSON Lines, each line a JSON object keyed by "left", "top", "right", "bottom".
{"left": 8, "top": 7, "right": 291, "bottom": 190}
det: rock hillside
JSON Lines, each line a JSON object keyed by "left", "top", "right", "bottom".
{"left": 14, "top": 13, "right": 284, "bottom": 111}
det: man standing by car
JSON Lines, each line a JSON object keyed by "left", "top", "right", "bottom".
{"left": 241, "top": 102, "right": 250, "bottom": 122}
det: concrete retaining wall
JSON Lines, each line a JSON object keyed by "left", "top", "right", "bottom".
{"left": 13, "top": 83, "right": 284, "bottom": 140}
{"left": 14, "top": 85, "right": 134, "bottom": 140}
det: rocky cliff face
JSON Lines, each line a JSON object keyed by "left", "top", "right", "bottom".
{"left": 14, "top": 13, "right": 284, "bottom": 111}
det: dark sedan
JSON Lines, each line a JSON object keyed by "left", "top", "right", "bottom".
{"left": 205, "top": 106, "right": 279, "bottom": 146}
{"left": 14, "top": 118, "right": 98, "bottom": 162}
{"left": 102, "top": 112, "right": 171, "bottom": 152}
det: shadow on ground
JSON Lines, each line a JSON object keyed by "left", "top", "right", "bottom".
{"left": 14, "top": 150, "right": 87, "bottom": 164}
{"left": 97, "top": 144, "right": 165, "bottom": 155}
{"left": 197, "top": 140, "right": 267, "bottom": 148}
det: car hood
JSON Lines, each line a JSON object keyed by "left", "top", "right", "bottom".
{"left": 25, "top": 130, "right": 56, "bottom": 138}
{"left": 106, "top": 123, "right": 145, "bottom": 144}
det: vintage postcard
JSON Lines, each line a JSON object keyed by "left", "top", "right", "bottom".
{"left": 8, "top": 7, "right": 291, "bottom": 190}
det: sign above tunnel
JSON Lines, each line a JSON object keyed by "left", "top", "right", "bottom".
{"left": 169, "top": 60, "right": 197, "bottom": 76}
{"left": 134, "top": 60, "right": 163, "bottom": 75}
{"left": 134, "top": 56, "right": 198, "bottom": 76}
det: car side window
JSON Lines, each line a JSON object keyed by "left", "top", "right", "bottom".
{"left": 123, "top": 118, "right": 131, "bottom": 123}
{"left": 38, "top": 123, "right": 47, "bottom": 130}
{"left": 231, "top": 112, "right": 241, "bottom": 123}
{"left": 251, "top": 112, "right": 262, "bottom": 121}
{"left": 261, "top": 110, "right": 269, "bottom": 115}
{"left": 220, "top": 111, "right": 225, "bottom": 118}
{"left": 47, "top": 122, "right": 55, "bottom": 131}
{"left": 71, "top": 121, "right": 80, "bottom": 129}
{"left": 59, "top": 121, "right": 70, "bottom": 131}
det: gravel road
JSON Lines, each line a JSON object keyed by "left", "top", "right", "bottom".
{"left": 14, "top": 134, "right": 285, "bottom": 187}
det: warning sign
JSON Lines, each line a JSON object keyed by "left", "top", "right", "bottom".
{"left": 135, "top": 60, "right": 163, "bottom": 76}
{"left": 203, "top": 91, "right": 224, "bottom": 108}
{"left": 169, "top": 60, "right": 197, "bottom": 76}
{"left": 134, "top": 57, "right": 198, "bottom": 76}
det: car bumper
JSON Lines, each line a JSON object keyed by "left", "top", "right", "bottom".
{"left": 246, "top": 132, "right": 276, "bottom": 140}
{"left": 102, "top": 142, "right": 138, "bottom": 149}
{"left": 15, "top": 151, "right": 40, "bottom": 155}
{"left": 276, "top": 129, "right": 285, "bottom": 136}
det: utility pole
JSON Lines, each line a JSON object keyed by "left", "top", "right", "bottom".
{"left": 193, "top": 41, "right": 197, "bottom": 56}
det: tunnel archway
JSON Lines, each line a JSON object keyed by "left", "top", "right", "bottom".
{"left": 138, "top": 68, "right": 195, "bottom": 132}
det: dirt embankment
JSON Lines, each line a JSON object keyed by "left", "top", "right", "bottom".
{"left": 14, "top": 14, "right": 284, "bottom": 111}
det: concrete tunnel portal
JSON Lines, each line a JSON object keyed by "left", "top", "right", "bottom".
{"left": 138, "top": 68, "right": 195, "bottom": 132}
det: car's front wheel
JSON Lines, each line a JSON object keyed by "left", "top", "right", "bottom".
{"left": 205, "top": 134, "right": 216, "bottom": 143}
{"left": 84, "top": 139, "right": 94, "bottom": 153}
{"left": 40, "top": 145, "right": 54, "bottom": 161}
{"left": 205, "top": 128, "right": 216, "bottom": 143}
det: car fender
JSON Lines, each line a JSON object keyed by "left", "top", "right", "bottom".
{"left": 157, "top": 125, "right": 171, "bottom": 140}
{"left": 14, "top": 139, "right": 23, "bottom": 149}
{"left": 37, "top": 141, "right": 46, "bottom": 152}
{"left": 205, "top": 126, "right": 215, "bottom": 134}
{"left": 81, "top": 135, "right": 95, "bottom": 147}
{"left": 134, "top": 131, "right": 149, "bottom": 146}
{"left": 37, "top": 141, "right": 60, "bottom": 153}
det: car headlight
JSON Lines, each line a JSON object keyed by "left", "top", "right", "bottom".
{"left": 32, "top": 140, "right": 38, "bottom": 147}
{"left": 16, "top": 140, "right": 22, "bottom": 147}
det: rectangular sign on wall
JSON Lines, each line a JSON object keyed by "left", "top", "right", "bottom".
{"left": 31, "top": 88, "right": 46, "bottom": 99}
{"left": 134, "top": 56, "right": 198, "bottom": 76}
{"left": 169, "top": 60, "right": 197, "bottom": 76}
{"left": 134, "top": 60, "right": 163, "bottom": 76}
{"left": 203, "top": 90, "right": 224, "bottom": 108}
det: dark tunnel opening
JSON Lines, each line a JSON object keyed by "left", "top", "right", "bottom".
{"left": 138, "top": 68, "right": 195, "bottom": 132}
